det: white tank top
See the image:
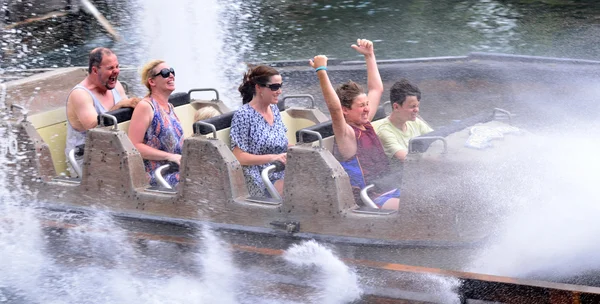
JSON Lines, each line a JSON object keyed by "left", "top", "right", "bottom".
{"left": 65, "top": 85, "right": 122, "bottom": 158}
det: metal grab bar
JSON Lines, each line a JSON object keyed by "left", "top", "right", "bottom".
{"left": 188, "top": 88, "right": 220, "bottom": 101}
{"left": 68, "top": 148, "right": 83, "bottom": 177}
{"left": 10, "top": 104, "right": 28, "bottom": 121}
{"left": 408, "top": 136, "right": 448, "bottom": 154}
{"left": 493, "top": 108, "right": 513, "bottom": 125}
{"left": 193, "top": 121, "right": 217, "bottom": 138}
{"left": 261, "top": 163, "right": 283, "bottom": 201}
{"left": 298, "top": 129, "right": 323, "bottom": 148}
{"left": 98, "top": 113, "right": 118, "bottom": 130}
{"left": 282, "top": 94, "right": 316, "bottom": 109}
{"left": 360, "top": 184, "right": 379, "bottom": 209}
{"left": 155, "top": 164, "right": 172, "bottom": 189}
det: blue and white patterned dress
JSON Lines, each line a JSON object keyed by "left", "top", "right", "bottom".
{"left": 230, "top": 103, "right": 288, "bottom": 197}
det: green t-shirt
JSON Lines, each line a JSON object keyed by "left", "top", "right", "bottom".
{"left": 376, "top": 117, "right": 433, "bottom": 158}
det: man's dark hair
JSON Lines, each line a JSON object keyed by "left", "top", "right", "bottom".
{"left": 88, "top": 47, "right": 114, "bottom": 74}
{"left": 390, "top": 79, "right": 421, "bottom": 106}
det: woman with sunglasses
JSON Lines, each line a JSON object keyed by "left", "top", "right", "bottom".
{"left": 230, "top": 65, "right": 287, "bottom": 198}
{"left": 128, "top": 60, "right": 184, "bottom": 187}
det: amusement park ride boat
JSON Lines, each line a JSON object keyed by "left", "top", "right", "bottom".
{"left": 2, "top": 52, "right": 600, "bottom": 302}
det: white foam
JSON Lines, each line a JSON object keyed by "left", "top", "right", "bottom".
{"left": 283, "top": 240, "right": 362, "bottom": 304}
{"left": 470, "top": 125, "right": 600, "bottom": 279}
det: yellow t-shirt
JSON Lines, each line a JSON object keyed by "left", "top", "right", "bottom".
{"left": 376, "top": 117, "right": 433, "bottom": 158}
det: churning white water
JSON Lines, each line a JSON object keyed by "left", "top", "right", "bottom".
{"left": 470, "top": 123, "right": 600, "bottom": 279}
{"left": 283, "top": 240, "right": 362, "bottom": 304}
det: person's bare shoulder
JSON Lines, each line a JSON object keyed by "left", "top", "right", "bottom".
{"left": 67, "top": 87, "right": 94, "bottom": 109}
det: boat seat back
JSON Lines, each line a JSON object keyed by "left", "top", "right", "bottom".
{"left": 29, "top": 107, "right": 69, "bottom": 175}
{"left": 280, "top": 109, "right": 319, "bottom": 145}
{"left": 193, "top": 111, "right": 236, "bottom": 146}
{"left": 98, "top": 91, "right": 195, "bottom": 133}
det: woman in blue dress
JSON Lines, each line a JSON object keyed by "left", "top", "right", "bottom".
{"left": 230, "top": 65, "right": 288, "bottom": 197}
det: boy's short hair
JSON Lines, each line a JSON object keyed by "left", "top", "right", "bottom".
{"left": 390, "top": 79, "right": 421, "bottom": 106}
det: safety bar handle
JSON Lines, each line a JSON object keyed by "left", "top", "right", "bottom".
{"left": 193, "top": 121, "right": 217, "bottom": 138}
{"left": 360, "top": 184, "right": 379, "bottom": 209}
{"left": 98, "top": 113, "right": 118, "bottom": 130}
{"left": 298, "top": 129, "right": 323, "bottom": 148}
{"left": 188, "top": 88, "right": 220, "bottom": 101}
{"left": 261, "top": 163, "right": 283, "bottom": 201}
{"left": 493, "top": 108, "right": 512, "bottom": 125}
{"left": 10, "top": 104, "right": 28, "bottom": 121}
{"left": 282, "top": 94, "right": 316, "bottom": 109}
{"left": 68, "top": 148, "right": 83, "bottom": 177}
{"left": 155, "top": 164, "right": 173, "bottom": 189}
{"left": 408, "top": 136, "right": 448, "bottom": 154}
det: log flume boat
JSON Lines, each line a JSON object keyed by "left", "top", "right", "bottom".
{"left": 2, "top": 52, "right": 600, "bottom": 302}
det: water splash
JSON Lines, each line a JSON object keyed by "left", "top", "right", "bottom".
{"left": 195, "top": 225, "right": 240, "bottom": 304}
{"left": 283, "top": 240, "right": 362, "bottom": 304}
{"left": 0, "top": 84, "right": 6, "bottom": 108}
{"left": 470, "top": 125, "right": 600, "bottom": 280}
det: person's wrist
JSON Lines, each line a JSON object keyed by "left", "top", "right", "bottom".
{"left": 315, "top": 66, "right": 327, "bottom": 72}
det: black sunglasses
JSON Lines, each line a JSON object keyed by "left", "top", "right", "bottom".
{"left": 260, "top": 83, "right": 283, "bottom": 91}
{"left": 153, "top": 67, "right": 175, "bottom": 78}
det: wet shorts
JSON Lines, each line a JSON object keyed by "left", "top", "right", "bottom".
{"left": 373, "top": 188, "right": 401, "bottom": 208}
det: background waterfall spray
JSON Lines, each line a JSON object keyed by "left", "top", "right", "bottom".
{"left": 134, "top": 0, "right": 249, "bottom": 106}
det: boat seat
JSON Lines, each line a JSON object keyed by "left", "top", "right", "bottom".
{"left": 193, "top": 111, "right": 235, "bottom": 146}
{"left": 95, "top": 91, "right": 197, "bottom": 136}
{"left": 97, "top": 91, "right": 191, "bottom": 125}
{"left": 29, "top": 107, "right": 70, "bottom": 175}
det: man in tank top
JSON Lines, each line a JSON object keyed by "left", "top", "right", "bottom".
{"left": 65, "top": 47, "right": 140, "bottom": 176}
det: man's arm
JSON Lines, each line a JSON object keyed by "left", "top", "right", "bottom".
{"left": 109, "top": 81, "right": 141, "bottom": 110}
{"left": 68, "top": 89, "right": 102, "bottom": 131}
{"left": 351, "top": 39, "right": 384, "bottom": 121}
{"left": 310, "top": 55, "right": 357, "bottom": 161}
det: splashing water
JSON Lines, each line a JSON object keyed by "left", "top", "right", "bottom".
{"left": 283, "top": 240, "right": 362, "bottom": 304}
{"left": 0, "top": 84, "right": 6, "bottom": 109}
{"left": 470, "top": 124, "right": 600, "bottom": 280}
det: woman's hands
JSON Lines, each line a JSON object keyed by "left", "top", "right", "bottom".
{"left": 309, "top": 39, "right": 373, "bottom": 69}
{"left": 166, "top": 153, "right": 182, "bottom": 165}
{"left": 351, "top": 38, "right": 374, "bottom": 57}
{"left": 270, "top": 153, "right": 287, "bottom": 165}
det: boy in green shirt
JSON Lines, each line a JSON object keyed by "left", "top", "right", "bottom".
{"left": 376, "top": 79, "right": 433, "bottom": 161}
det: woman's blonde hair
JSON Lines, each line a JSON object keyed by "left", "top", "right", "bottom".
{"left": 194, "top": 106, "right": 221, "bottom": 122}
{"left": 140, "top": 59, "right": 165, "bottom": 96}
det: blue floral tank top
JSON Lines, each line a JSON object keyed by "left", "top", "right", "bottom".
{"left": 144, "top": 98, "right": 184, "bottom": 187}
